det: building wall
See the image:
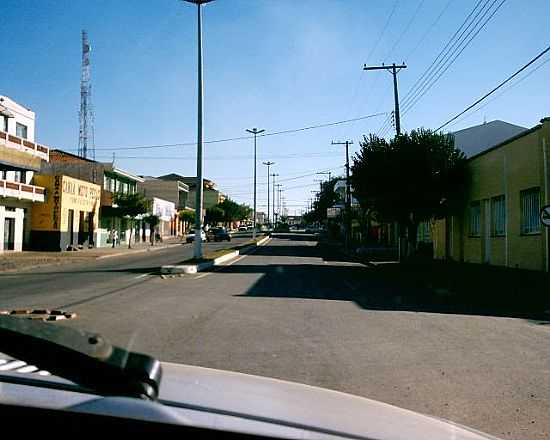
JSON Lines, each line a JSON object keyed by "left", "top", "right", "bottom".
{"left": 31, "top": 175, "right": 101, "bottom": 251}
{"left": 0, "top": 96, "right": 36, "bottom": 142}
{"left": 434, "top": 118, "right": 550, "bottom": 271}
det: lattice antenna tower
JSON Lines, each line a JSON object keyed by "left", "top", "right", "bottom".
{"left": 78, "top": 30, "right": 95, "bottom": 159}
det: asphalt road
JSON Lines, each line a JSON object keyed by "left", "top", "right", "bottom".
{"left": 2, "top": 234, "right": 549, "bottom": 439}
{"left": 0, "top": 234, "right": 251, "bottom": 310}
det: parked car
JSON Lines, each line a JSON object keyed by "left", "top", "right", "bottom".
{"left": 274, "top": 223, "right": 290, "bottom": 232}
{"left": 238, "top": 226, "right": 247, "bottom": 232}
{"left": 206, "top": 227, "right": 231, "bottom": 242}
{"left": 185, "top": 229, "right": 206, "bottom": 243}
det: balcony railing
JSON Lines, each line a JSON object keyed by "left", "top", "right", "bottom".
{"left": 0, "top": 130, "right": 49, "bottom": 162}
{"left": 0, "top": 179, "right": 46, "bottom": 203}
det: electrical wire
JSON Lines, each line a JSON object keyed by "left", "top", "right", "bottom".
{"left": 406, "top": 0, "right": 453, "bottom": 59}
{"left": 436, "top": 44, "right": 550, "bottom": 131}
{"left": 447, "top": 55, "right": 550, "bottom": 128}
{"left": 402, "top": 0, "right": 507, "bottom": 115}
{"left": 68, "top": 112, "right": 386, "bottom": 152}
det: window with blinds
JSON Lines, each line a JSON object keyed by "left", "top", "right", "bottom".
{"left": 491, "top": 195, "right": 506, "bottom": 236}
{"left": 520, "top": 188, "right": 540, "bottom": 234}
{"left": 469, "top": 201, "right": 481, "bottom": 237}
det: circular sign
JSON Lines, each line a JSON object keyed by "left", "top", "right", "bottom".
{"left": 540, "top": 205, "right": 550, "bottom": 227}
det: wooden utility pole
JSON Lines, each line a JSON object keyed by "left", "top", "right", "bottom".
{"left": 332, "top": 140, "right": 353, "bottom": 251}
{"left": 363, "top": 63, "right": 407, "bottom": 135}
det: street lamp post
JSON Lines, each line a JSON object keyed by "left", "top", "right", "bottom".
{"left": 275, "top": 183, "right": 282, "bottom": 224}
{"left": 263, "top": 161, "right": 275, "bottom": 227}
{"left": 246, "top": 128, "right": 265, "bottom": 240}
{"left": 182, "top": 0, "right": 215, "bottom": 259}
{"left": 271, "top": 173, "right": 278, "bottom": 226}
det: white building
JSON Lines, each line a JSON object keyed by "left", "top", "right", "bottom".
{"left": 0, "top": 96, "right": 48, "bottom": 252}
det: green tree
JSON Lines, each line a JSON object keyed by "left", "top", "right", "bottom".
{"left": 310, "top": 178, "right": 341, "bottom": 222}
{"left": 216, "top": 199, "right": 251, "bottom": 226}
{"left": 144, "top": 214, "right": 160, "bottom": 245}
{"left": 351, "top": 128, "right": 467, "bottom": 256}
{"left": 179, "top": 210, "right": 195, "bottom": 225}
{"left": 205, "top": 206, "right": 224, "bottom": 225}
{"left": 113, "top": 192, "right": 149, "bottom": 249}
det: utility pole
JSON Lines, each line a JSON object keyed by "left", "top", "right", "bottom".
{"left": 363, "top": 62, "right": 407, "bottom": 136}
{"left": 276, "top": 185, "right": 283, "bottom": 222}
{"left": 246, "top": 128, "right": 265, "bottom": 239}
{"left": 78, "top": 30, "right": 95, "bottom": 160}
{"left": 274, "top": 183, "right": 282, "bottom": 224}
{"left": 316, "top": 171, "right": 331, "bottom": 183}
{"left": 263, "top": 161, "right": 275, "bottom": 227}
{"left": 271, "top": 174, "right": 278, "bottom": 227}
{"left": 332, "top": 140, "right": 353, "bottom": 250}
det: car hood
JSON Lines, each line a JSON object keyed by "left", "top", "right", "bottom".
{"left": 158, "top": 362, "right": 499, "bottom": 440}
{"left": 0, "top": 359, "right": 499, "bottom": 439}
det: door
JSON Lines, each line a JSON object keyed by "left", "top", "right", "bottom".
{"left": 483, "top": 199, "right": 491, "bottom": 264}
{"left": 3, "top": 218, "right": 15, "bottom": 251}
{"left": 68, "top": 209, "right": 75, "bottom": 246}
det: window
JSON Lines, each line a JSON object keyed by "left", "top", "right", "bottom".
{"left": 521, "top": 188, "right": 540, "bottom": 234}
{"left": 104, "top": 175, "right": 111, "bottom": 191}
{"left": 469, "top": 201, "right": 481, "bottom": 237}
{"left": 2, "top": 116, "right": 7, "bottom": 132}
{"left": 0, "top": 170, "right": 6, "bottom": 180}
{"left": 13, "top": 171, "right": 21, "bottom": 183}
{"left": 417, "top": 221, "right": 432, "bottom": 243}
{"left": 491, "top": 195, "right": 506, "bottom": 236}
{"left": 16, "top": 122, "right": 28, "bottom": 139}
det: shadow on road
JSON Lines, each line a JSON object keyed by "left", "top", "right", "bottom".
{"left": 226, "top": 262, "right": 550, "bottom": 321}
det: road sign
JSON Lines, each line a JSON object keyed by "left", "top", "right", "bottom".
{"left": 327, "top": 207, "right": 341, "bottom": 218}
{"left": 540, "top": 205, "right": 550, "bottom": 227}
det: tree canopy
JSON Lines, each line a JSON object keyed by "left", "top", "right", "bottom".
{"left": 112, "top": 192, "right": 149, "bottom": 248}
{"left": 351, "top": 129, "right": 467, "bottom": 225}
{"left": 304, "top": 178, "right": 341, "bottom": 223}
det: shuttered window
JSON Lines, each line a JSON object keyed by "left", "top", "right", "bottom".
{"left": 520, "top": 188, "right": 540, "bottom": 234}
{"left": 470, "top": 201, "right": 481, "bottom": 237}
{"left": 491, "top": 195, "right": 506, "bottom": 236}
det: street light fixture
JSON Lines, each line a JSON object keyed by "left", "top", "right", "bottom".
{"left": 246, "top": 128, "right": 265, "bottom": 239}
{"left": 181, "top": 0, "right": 215, "bottom": 259}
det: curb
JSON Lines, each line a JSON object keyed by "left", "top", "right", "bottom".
{"left": 160, "top": 236, "right": 271, "bottom": 276}
{"left": 96, "top": 243, "right": 182, "bottom": 260}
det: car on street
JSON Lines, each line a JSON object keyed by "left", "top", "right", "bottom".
{"left": 185, "top": 229, "right": 207, "bottom": 243}
{"left": 0, "top": 316, "right": 499, "bottom": 439}
{"left": 238, "top": 226, "right": 247, "bottom": 232}
{"left": 206, "top": 227, "right": 231, "bottom": 242}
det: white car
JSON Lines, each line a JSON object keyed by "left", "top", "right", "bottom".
{"left": 0, "top": 317, "right": 499, "bottom": 439}
{"left": 185, "top": 229, "right": 207, "bottom": 243}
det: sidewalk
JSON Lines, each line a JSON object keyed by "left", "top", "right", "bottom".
{"left": 320, "top": 237, "right": 550, "bottom": 319}
{"left": 0, "top": 238, "right": 183, "bottom": 273}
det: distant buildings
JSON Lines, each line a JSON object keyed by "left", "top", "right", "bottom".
{"left": 0, "top": 96, "right": 48, "bottom": 252}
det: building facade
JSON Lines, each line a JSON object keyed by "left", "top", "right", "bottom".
{"left": 31, "top": 175, "right": 100, "bottom": 251}
{"left": 138, "top": 176, "right": 192, "bottom": 236}
{"left": 42, "top": 150, "right": 144, "bottom": 246}
{"left": 433, "top": 117, "right": 550, "bottom": 271}
{"left": 0, "top": 96, "right": 48, "bottom": 252}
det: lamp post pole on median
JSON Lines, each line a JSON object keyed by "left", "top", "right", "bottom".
{"left": 182, "top": 0, "right": 215, "bottom": 259}
{"left": 271, "top": 173, "right": 278, "bottom": 228}
{"left": 246, "top": 128, "right": 265, "bottom": 240}
{"left": 263, "top": 161, "right": 275, "bottom": 228}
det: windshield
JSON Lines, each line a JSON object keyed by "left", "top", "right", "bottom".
{"left": 1, "top": 1, "right": 549, "bottom": 439}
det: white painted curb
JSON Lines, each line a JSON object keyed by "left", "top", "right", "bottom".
{"left": 160, "top": 235, "right": 271, "bottom": 275}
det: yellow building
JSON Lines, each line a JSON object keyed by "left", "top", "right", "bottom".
{"left": 433, "top": 117, "right": 550, "bottom": 271}
{"left": 31, "top": 175, "right": 100, "bottom": 251}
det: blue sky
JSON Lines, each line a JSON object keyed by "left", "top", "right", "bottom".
{"left": 2, "top": 0, "right": 549, "bottom": 214}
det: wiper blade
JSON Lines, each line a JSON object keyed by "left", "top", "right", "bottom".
{"left": 0, "top": 316, "right": 162, "bottom": 400}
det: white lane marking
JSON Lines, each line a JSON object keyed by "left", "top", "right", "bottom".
{"left": 194, "top": 273, "right": 209, "bottom": 280}
{"left": 134, "top": 273, "right": 152, "bottom": 279}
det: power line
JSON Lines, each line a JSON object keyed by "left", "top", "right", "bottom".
{"left": 436, "top": 44, "right": 550, "bottom": 131}
{"left": 400, "top": 0, "right": 486, "bottom": 107}
{"left": 69, "top": 112, "right": 386, "bottom": 152}
{"left": 366, "top": 0, "right": 400, "bottom": 62}
{"left": 406, "top": 0, "right": 453, "bottom": 59}
{"left": 403, "top": 0, "right": 507, "bottom": 115}
{"left": 96, "top": 152, "right": 343, "bottom": 161}
{"left": 448, "top": 54, "right": 550, "bottom": 128}
{"left": 384, "top": 0, "right": 426, "bottom": 61}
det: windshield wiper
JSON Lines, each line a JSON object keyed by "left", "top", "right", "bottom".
{"left": 0, "top": 316, "right": 162, "bottom": 400}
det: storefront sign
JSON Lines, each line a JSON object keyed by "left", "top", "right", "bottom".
{"left": 52, "top": 175, "right": 61, "bottom": 229}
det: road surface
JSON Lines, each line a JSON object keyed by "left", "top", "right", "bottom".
{"left": 1, "top": 233, "right": 548, "bottom": 440}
